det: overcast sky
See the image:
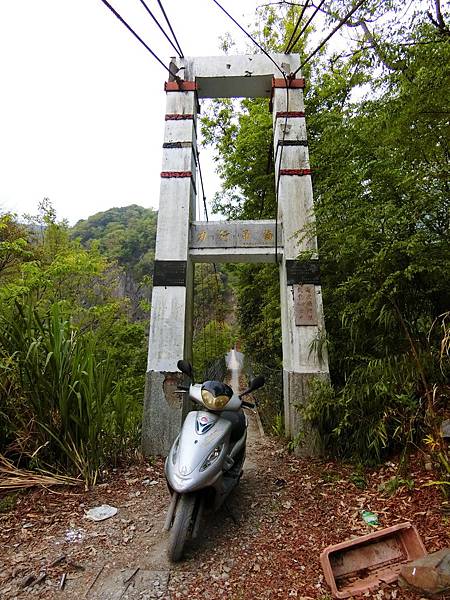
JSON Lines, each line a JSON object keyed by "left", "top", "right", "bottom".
{"left": 0, "top": 0, "right": 264, "bottom": 224}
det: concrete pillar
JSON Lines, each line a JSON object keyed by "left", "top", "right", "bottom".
{"left": 272, "top": 77, "right": 329, "bottom": 456}
{"left": 142, "top": 81, "right": 197, "bottom": 456}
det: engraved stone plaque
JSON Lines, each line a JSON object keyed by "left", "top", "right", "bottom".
{"left": 190, "top": 221, "right": 281, "bottom": 249}
{"left": 294, "top": 284, "right": 318, "bottom": 326}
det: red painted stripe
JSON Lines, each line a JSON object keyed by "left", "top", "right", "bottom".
{"left": 164, "top": 81, "right": 198, "bottom": 92}
{"left": 165, "top": 114, "right": 194, "bottom": 121}
{"left": 161, "top": 171, "right": 193, "bottom": 178}
{"left": 279, "top": 168, "right": 312, "bottom": 176}
{"left": 276, "top": 111, "right": 305, "bottom": 119}
{"left": 272, "top": 77, "right": 306, "bottom": 89}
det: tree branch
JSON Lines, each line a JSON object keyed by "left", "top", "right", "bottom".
{"left": 358, "top": 21, "right": 406, "bottom": 72}
{"left": 431, "top": 0, "right": 450, "bottom": 36}
{"left": 310, "top": 2, "right": 406, "bottom": 72}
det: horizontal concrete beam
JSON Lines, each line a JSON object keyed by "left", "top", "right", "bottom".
{"left": 175, "top": 54, "right": 301, "bottom": 98}
{"left": 189, "top": 246, "right": 282, "bottom": 263}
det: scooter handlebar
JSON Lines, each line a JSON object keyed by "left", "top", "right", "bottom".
{"left": 241, "top": 400, "right": 256, "bottom": 409}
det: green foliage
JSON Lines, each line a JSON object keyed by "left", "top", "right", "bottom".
{"left": 193, "top": 263, "right": 228, "bottom": 336}
{"left": 1, "top": 302, "right": 112, "bottom": 482}
{"left": 0, "top": 493, "right": 17, "bottom": 513}
{"left": 0, "top": 300, "right": 143, "bottom": 485}
{"left": 349, "top": 471, "right": 367, "bottom": 490}
{"left": 0, "top": 214, "right": 32, "bottom": 280}
{"left": 0, "top": 204, "right": 147, "bottom": 485}
{"left": 302, "top": 12, "right": 450, "bottom": 461}
{"left": 272, "top": 413, "right": 284, "bottom": 437}
{"left": 378, "top": 476, "right": 415, "bottom": 495}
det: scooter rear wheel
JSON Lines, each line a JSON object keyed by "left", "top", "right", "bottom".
{"left": 167, "top": 493, "right": 196, "bottom": 562}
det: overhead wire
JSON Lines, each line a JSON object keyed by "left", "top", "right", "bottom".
{"left": 98, "top": 0, "right": 180, "bottom": 80}
{"left": 137, "top": 0, "right": 183, "bottom": 58}
{"left": 197, "top": 154, "right": 210, "bottom": 222}
{"left": 156, "top": 0, "right": 184, "bottom": 58}
{"left": 258, "top": 139, "right": 273, "bottom": 219}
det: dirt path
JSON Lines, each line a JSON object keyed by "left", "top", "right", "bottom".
{"left": 0, "top": 404, "right": 274, "bottom": 600}
{"left": 1, "top": 413, "right": 448, "bottom": 599}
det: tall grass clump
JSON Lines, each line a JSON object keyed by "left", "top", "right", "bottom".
{"left": 0, "top": 299, "right": 140, "bottom": 486}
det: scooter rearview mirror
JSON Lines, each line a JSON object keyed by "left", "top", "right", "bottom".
{"left": 249, "top": 375, "right": 265, "bottom": 392}
{"left": 177, "top": 359, "right": 194, "bottom": 379}
{"left": 240, "top": 375, "right": 265, "bottom": 397}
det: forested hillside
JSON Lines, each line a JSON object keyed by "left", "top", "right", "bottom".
{"left": 71, "top": 204, "right": 158, "bottom": 319}
{"left": 71, "top": 204, "right": 157, "bottom": 285}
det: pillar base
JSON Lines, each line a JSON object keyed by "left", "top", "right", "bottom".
{"left": 142, "top": 370, "right": 187, "bottom": 456}
{"left": 284, "top": 370, "right": 328, "bottom": 457}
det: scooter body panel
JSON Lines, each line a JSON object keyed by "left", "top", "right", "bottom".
{"left": 166, "top": 411, "right": 234, "bottom": 494}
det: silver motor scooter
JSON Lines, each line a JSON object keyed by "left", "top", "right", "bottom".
{"left": 163, "top": 359, "right": 265, "bottom": 562}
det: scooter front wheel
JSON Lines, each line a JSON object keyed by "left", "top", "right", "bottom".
{"left": 167, "top": 493, "right": 196, "bottom": 562}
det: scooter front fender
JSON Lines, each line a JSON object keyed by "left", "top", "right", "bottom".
{"left": 166, "top": 411, "right": 232, "bottom": 494}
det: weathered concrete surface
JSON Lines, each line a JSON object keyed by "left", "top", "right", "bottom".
{"left": 284, "top": 371, "right": 327, "bottom": 457}
{"left": 143, "top": 82, "right": 196, "bottom": 456}
{"left": 179, "top": 54, "right": 301, "bottom": 98}
{"left": 273, "top": 79, "right": 329, "bottom": 456}
{"left": 399, "top": 548, "right": 450, "bottom": 597}
{"left": 145, "top": 54, "right": 328, "bottom": 459}
{"left": 142, "top": 371, "right": 188, "bottom": 457}
{"left": 190, "top": 220, "right": 282, "bottom": 263}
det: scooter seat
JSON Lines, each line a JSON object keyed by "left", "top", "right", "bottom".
{"left": 221, "top": 410, "right": 246, "bottom": 442}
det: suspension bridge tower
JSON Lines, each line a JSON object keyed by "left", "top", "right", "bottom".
{"left": 142, "top": 54, "right": 329, "bottom": 457}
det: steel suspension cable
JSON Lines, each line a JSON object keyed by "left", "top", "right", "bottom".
{"left": 156, "top": 0, "right": 184, "bottom": 58}
{"left": 284, "top": 0, "right": 311, "bottom": 53}
{"left": 285, "top": 0, "right": 327, "bottom": 54}
{"left": 99, "top": 0, "right": 180, "bottom": 80}
{"left": 209, "top": 0, "right": 293, "bottom": 264}
{"left": 211, "top": 0, "right": 286, "bottom": 77}
{"left": 196, "top": 148, "right": 223, "bottom": 370}
{"left": 197, "top": 153, "right": 210, "bottom": 223}
{"left": 137, "top": 0, "right": 182, "bottom": 58}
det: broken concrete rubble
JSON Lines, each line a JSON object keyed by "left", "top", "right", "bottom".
{"left": 399, "top": 547, "right": 450, "bottom": 597}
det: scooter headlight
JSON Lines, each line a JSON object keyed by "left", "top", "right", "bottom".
{"left": 200, "top": 445, "right": 223, "bottom": 472}
{"left": 201, "top": 390, "right": 230, "bottom": 410}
